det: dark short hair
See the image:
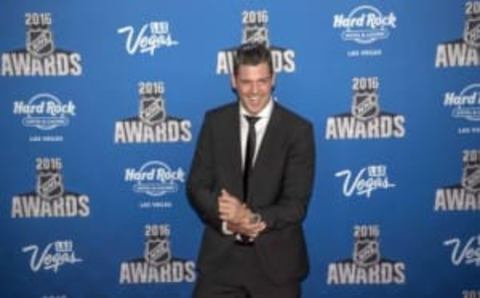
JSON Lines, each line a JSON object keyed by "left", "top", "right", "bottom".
{"left": 233, "top": 43, "right": 273, "bottom": 76}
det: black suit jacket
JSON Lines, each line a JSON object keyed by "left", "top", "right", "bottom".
{"left": 187, "top": 101, "right": 315, "bottom": 285}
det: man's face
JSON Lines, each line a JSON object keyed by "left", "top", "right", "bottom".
{"left": 232, "top": 62, "right": 275, "bottom": 115}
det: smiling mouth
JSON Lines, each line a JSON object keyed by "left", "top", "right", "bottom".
{"left": 248, "top": 100, "right": 260, "bottom": 106}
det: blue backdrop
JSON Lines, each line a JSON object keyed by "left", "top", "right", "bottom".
{"left": 1, "top": 1, "right": 479, "bottom": 297}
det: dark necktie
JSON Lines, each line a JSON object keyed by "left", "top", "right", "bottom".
{"left": 243, "top": 115, "right": 259, "bottom": 201}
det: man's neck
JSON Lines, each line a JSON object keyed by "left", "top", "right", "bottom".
{"left": 239, "top": 98, "right": 274, "bottom": 118}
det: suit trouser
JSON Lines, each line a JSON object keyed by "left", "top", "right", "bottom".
{"left": 194, "top": 244, "right": 300, "bottom": 298}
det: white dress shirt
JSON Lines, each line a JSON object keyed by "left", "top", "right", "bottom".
{"left": 239, "top": 98, "right": 274, "bottom": 169}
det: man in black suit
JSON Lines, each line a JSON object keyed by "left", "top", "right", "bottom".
{"left": 187, "top": 43, "right": 315, "bottom": 298}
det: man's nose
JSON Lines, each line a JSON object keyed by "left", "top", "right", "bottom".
{"left": 252, "top": 83, "right": 259, "bottom": 94}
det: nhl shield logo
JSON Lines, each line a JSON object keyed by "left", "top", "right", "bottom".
{"left": 353, "top": 239, "right": 380, "bottom": 267}
{"left": 352, "top": 91, "right": 380, "bottom": 121}
{"left": 36, "top": 172, "right": 64, "bottom": 201}
{"left": 242, "top": 25, "right": 270, "bottom": 47}
{"left": 26, "top": 28, "right": 55, "bottom": 58}
{"left": 139, "top": 96, "right": 166, "bottom": 126}
{"left": 462, "top": 164, "right": 480, "bottom": 193}
{"left": 464, "top": 16, "right": 480, "bottom": 48}
{"left": 144, "top": 238, "right": 171, "bottom": 267}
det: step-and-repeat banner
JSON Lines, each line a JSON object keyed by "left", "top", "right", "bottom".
{"left": 1, "top": 1, "right": 479, "bottom": 297}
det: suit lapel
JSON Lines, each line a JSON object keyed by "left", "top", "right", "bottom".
{"left": 248, "top": 103, "right": 282, "bottom": 197}
{"left": 226, "top": 104, "right": 244, "bottom": 199}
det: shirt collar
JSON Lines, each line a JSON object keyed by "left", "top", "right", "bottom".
{"left": 239, "top": 97, "right": 274, "bottom": 120}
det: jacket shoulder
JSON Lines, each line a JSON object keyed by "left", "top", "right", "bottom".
{"left": 275, "top": 103, "right": 313, "bottom": 130}
{"left": 204, "top": 102, "right": 237, "bottom": 121}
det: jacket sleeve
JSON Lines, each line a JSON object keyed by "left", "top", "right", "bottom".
{"left": 256, "top": 122, "right": 315, "bottom": 231}
{"left": 187, "top": 113, "right": 222, "bottom": 231}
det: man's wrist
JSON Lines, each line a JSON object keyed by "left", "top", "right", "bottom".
{"left": 249, "top": 212, "right": 262, "bottom": 224}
